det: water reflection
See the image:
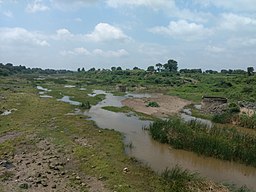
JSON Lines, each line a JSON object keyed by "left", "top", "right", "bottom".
{"left": 84, "top": 91, "right": 256, "bottom": 190}
{"left": 57, "top": 96, "right": 81, "bottom": 106}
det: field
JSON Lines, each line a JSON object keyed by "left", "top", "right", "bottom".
{"left": 0, "top": 69, "right": 255, "bottom": 192}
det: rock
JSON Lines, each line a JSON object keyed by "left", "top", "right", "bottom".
{"left": 41, "top": 180, "right": 48, "bottom": 187}
{"left": 52, "top": 184, "right": 57, "bottom": 188}
{"left": 19, "top": 183, "right": 29, "bottom": 189}
{"left": 75, "top": 176, "right": 81, "bottom": 180}
{"left": 81, "top": 182, "right": 86, "bottom": 186}
{"left": 123, "top": 167, "right": 129, "bottom": 173}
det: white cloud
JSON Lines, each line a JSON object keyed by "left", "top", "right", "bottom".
{"left": 0, "top": 27, "right": 49, "bottom": 46}
{"left": 92, "top": 49, "right": 128, "bottom": 57}
{"left": 55, "top": 28, "right": 74, "bottom": 40}
{"left": 26, "top": 0, "right": 49, "bottom": 13}
{"left": 85, "top": 23, "right": 129, "bottom": 42}
{"left": 51, "top": 0, "right": 97, "bottom": 10}
{"left": 206, "top": 45, "right": 226, "bottom": 53}
{"left": 106, "top": 0, "right": 173, "bottom": 10}
{"left": 60, "top": 47, "right": 90, "bottom": 56}
{"left": 106, "top": 0, "right": 210, "bottom": 23}
{"left": 61, "top": 47, "right": 128, "bottom": 57}
{"left": 208, "top": 0, "right": 256, "bottom": 12}
{"left": 227, "top": 38, "right": 256, "bottom": 48}
{"left": 150, "top": 20, "right": 212, "bottom": 41}
{"left": 220, "top": 13, "right": 256, "bottom": 30}
{"left": 3, "top": 10, "right": 13, "bottom": 18}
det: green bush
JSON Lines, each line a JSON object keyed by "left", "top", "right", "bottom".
{"left": 238, "top": 114, "right": 256, "bottom": 129}
{"left": 146, "top": 101, "right": 160, "bottom": 107}
{"left": 80, "top": 101, "right": 91, "bottom": 109}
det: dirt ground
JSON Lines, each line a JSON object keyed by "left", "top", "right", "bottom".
{"left": 0, "top": 134, "right": 109, "bottom": 192}
{"left": 122, "top": 94, "right": 191, "bottom": 118}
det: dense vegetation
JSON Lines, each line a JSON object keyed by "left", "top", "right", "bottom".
{"left": 0, "top": 63, "right": 72, "bottom": 76}
{"left": 149, "top": 117, "right": 256, "bottom": 167}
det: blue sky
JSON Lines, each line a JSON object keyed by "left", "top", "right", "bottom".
{"left": 0, "top": 0, "right": 255, "bottom": 71}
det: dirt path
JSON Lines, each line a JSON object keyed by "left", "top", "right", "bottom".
{"left": 122, "top": 94, "right": 191, "bottom": 118}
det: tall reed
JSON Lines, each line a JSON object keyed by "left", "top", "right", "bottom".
{"left": 149, "top": 117, "right": 256, "bottom": 167}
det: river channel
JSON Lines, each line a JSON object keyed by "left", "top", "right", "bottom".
{"left": 82, "top": 90, "right": 256, "bottom": 190}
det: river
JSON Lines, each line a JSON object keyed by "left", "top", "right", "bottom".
{"left": 81, "top": 91, "right": 256, "bottom": 190}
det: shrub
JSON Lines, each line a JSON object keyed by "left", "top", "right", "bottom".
{"left": 228, "top": 103, "right": 240, "bottom": 113}
{"left": 149, "top": 117, "right": 256, "bottom": 167}
{"left": 146, "top": 101, "right": 160, "bottom": 107}
{"left": 80, "top": 101, "right": 91, "bottom": 109}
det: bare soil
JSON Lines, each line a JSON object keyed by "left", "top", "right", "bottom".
{"left": 0, "top": 135, "right": 109, "bottom": 192}
{"left": 122, "top": 94, "right": 191, "bottom": 118}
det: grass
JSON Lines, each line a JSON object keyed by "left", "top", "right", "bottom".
{"left": 161, "top": 165, "right": 201, "bottom": 191}
{"left": 149, "top": 117, "right": 256, "bottom": 167}
{"left": 102, "top": 106, "right": 132, "bottom": 113}
{"left": 1, "top": 75, "right": 252, "bottom": 192}
{"left": 0, "top": 75, "right": 221, "bottom": 192}
{"left": 102, "top": 106, "right": 157, "bottom": 120}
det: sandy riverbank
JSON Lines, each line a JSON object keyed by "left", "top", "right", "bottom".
{"left": 122, "top": 94, "right": 191, "bottom": 118}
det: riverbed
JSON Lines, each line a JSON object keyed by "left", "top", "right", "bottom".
{"left": 84, "top": 91, "right": 256, "bottom": 190}
{"left": 37, "top": 85, "right": 256, "bottom": 190}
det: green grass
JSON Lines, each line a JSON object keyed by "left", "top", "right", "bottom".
{"left": 102, "top": 106, "right": 132, "bottom": 113}
{"left": 102, "top": 106, "right": 157, "bottom": 121}
{"left": 1, "top": 75, "right": 224, "bottom": 192}
{"left": 149, "top": 117, "right": 256, "bottom": 167}
{"left": 3, "top": 75, "right": 252, "bottom": 191}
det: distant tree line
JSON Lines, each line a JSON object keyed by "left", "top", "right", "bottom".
{"left": 0, "top": 63, "right": 72, "bottom": 76}
{"left": 78, "top": 58, "right": 254, "bottom": 76}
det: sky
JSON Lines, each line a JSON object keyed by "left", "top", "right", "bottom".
{"left": 0, "top": 0, "right": 256, "bottom": 71}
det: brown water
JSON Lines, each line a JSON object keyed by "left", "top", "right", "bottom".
{"left": 84, "top": 91, "right": 256, "bottom": 190}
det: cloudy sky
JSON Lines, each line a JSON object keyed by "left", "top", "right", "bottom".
{"left": 0, "top": 0, "right": 255, "bottom": 71}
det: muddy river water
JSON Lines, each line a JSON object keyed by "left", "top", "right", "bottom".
{"left": 59, "top": 89, "right": 256, "bottom": 190}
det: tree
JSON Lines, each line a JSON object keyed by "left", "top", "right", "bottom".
{"left": 247, "top": 67, "right": 254, "bottom": 76}
{"left": 77, "top": 68, "right": 81, "bottom": 72}
{"left": 81, "top": 67, "right": 85, "bottom": 72}
{"left": 111, "top": 66, "right": 116, "bottom": 71}
{"left": 133, "top": 66, "right": 139, "bottom": 70}
{"left": 147, "top": 66, "right": 155, "bottom": 72}
{"left": 116, "top": 66, "right": 122, "bottom": 70}
{"left": 88, "top": 67, "right": 95, "bottom": 72}
{"left": 155, "top": 63, "right": 162, "bottom": 72}
{"left": 163, "top": 59, "right": 178, "bottom": 72}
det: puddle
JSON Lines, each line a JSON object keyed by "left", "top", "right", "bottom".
{"left": 1, "top": 109, "right": 17, "bottom": 116}
{"left": 64, "top": 85, "right": 76, "bottom": 88}
{"left": 57, "top": 96, "right": 81, "bottom": 106}
{"left": 40, "top": 95, "right": 53, "bottom": 98}
{"left": 181, "top": 108, "right": 213, "bottom": 128}
{"left": 79, "top": 88, "right": 86, "bottom": 91}
{"left": 36, "top": 86, "right": 50, "bottom": 92}
{"left": 88, "top": 90, "right": 106, "bottom": 97}
{"left": 181, "top": 113, "right": 213, "bottom": 128}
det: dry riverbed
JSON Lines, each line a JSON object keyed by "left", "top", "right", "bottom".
{"left": 122, "top": 93, "right": 191, "bottom": 117}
